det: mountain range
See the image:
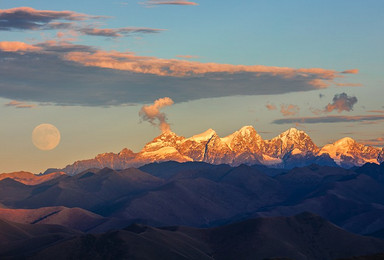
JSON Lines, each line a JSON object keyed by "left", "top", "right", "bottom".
{"left": 2, "top": 161, "right": 384, "bottom": 258}
{"left": 56, "top": 126, "right": 384, "bottom": 175}
{"left": 1, "top": 212, "right": 384, "bottom": 260}
{"left": 2, "top": 126, "right": 384, "bottom": 259}
{"left": 2, "top": 162, "right": 384, "bottom": 236}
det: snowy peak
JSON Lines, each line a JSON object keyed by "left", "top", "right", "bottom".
{"left": 142, "top": 131, "right": 185, "bottom": 152}
{"left": 319, "top": 137, "right": 358, "bottom": 157}
{"left": 238, "top": 125, "right": 257, "bottom": 136}
{"left": 334, "top": 137, "right": 356, "bottom": 146}
{"left": 222, "top": 125, "right": 255, "bottom": 142}
{"left": 277, "top": 128, "right": 309, "bottom": 141}
{"left": 188, "top": 128, "right": 217, "bottom": 142}
{"left": 319, "top": 137, "right": 380, "bottom": 167}
{"left": 221, "top": 125, "right": 264, "bottom": 154}
{"left": 265, "top": 128, "right": 318, "bottom": 158}
{"left": 60, "top": 126, "right": 384, "bottom": 175}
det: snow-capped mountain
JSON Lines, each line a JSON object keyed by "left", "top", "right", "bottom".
{"left": 265, "top": 128, "right": 318, "bottom": 158}
{"left": 319, "top": 137, "right": 381, "bottom": 168}
{"left": 60, "top": 126, "right": 383, "bottom": 175}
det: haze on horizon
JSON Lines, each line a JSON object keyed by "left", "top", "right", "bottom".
{"left": 0, "top": 0, "right": 383, "bottom": 173}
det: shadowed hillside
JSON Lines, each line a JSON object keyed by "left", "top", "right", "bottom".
{"left": 10, "top": 213, "right": 384, "bottom": 260}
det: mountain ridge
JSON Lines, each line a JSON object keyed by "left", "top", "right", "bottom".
{"left": 3, "top": 212, "right": 384, "bottom": 260}
{"left": 58, "top": 126, "right": 383, "bottom": 175}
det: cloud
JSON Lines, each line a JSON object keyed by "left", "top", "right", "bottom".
{"left": 5, "top": 100, "right": 36, "bottom": 109}
{"left": 143, "top": 0, "right": 198, "bottom": 6}
{"left": 266, "top": 104, "right": 277, "bottom": 111}
{"left": 0, "top": 7, "right": 95, "bottom": 31}
{"left": 63, "top": 50, "right": 345, "bottom": 80}
{"left": 0, "top": 41, "right": 42, "bottom": 52}
{"left": 273, "top": 115, "right": 384, "bottom": 124}
{"left": 367, "top": 110, "right": 384, "bottom": 114}
{"left": 0, "top": 40, "right": 360, "bottom": 106}
{"left": 280, "top": 104, "right": 299, "bottom": 116}
{"left": 342, "top": 69, "right": 359, "bottom": 74}
{"left": 176, "top": 55, "right": 199, "bottom": 59}
{"left": 0, "top": 7, "right": 162, "bottom": 39}
{"left": 139, "top": 97, "right": 174, "bottom": 133}
{"left": 78, "top": 27, "right": 164, "bottom": 37}
{"left": 335, "top": 83, "right": 363, "bottom": 87}
{"left": 358, "top": 137, "right": 384, "bottom": 147}
{"left": 325, "top": 92, "right": 358, "bottom": 113}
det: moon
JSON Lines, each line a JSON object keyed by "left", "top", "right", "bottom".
{"left": 32, "top": 124, "right": 61, "bottom": 151}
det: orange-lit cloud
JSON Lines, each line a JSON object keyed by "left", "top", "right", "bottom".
{"left": 0, "top": 41, "right": 42, "bottom": 52}
{"left": 0, "top": 40, "right": 361, "bottom": 106}
{"left": 63, "top": 50, "right": 343, "bottom": 82}
{"left": 325, "top": 93, "right": 357, "bottom": 113}
{"left": 273, "top": 114, "right": 384, "bottom": 124}
{"left": 307, "top": 79, "right": 330, "bottom": 89}
{"left": 336, "top": 83, "right": 363, "bottom": 87}
{"left": 0, "top": 7, "right": 95, "bottom": 30}
{"left": 143, "top": 0, "right": 198, "bottom": 6}
{"left": 5, "top": 100, "right": 36, "bottom": 109}
{"left": 342, "top": 69, "right": 359, "bottom": 74}
{"left": 280, "top": 104, "right": 300, "bottom": 116}
{"left": 56, "top": 30, "right": 79, "bottom": 41}
{"left": 266, "top": 104, "right": 277, "bottom": 111}
{"left": 176, "top": 55, "right": 199, "bottom": 59}
{"left": 367, "top": 110, "right": 384, "bottom": 114}
{"left": 139, "top": 97, "right": 174, "bottom": 133}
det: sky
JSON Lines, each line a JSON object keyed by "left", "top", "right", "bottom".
{"left": 0, "top": 0, "right": 383, "bottom": 173}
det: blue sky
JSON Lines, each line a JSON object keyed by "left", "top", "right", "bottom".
{"left": 0, "top": 0, "right": 383, "bottom": 173}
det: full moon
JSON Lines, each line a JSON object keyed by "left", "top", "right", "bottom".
{"left": 32, "top": 124, "right": 61, "bottom": 151}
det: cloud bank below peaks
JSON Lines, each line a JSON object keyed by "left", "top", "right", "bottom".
{"left": 0, "top": 40, "right": 359, "bottom": 106}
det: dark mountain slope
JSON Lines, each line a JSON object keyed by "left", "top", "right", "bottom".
{"left": 0, "top": 218, "right": 80, "bottom": 258}
{"left": 0, "top": 206, "right": 129, "bottom": 233}
{"left": 2, "top": 162, "right": 384, "bottom": 235}
{"left": 0, "top": 168, "right": 164, "bottom": 213}
{"left": 28, "top": 213, "right": 384, "bottom": 260}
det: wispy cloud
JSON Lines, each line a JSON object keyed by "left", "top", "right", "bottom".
{"left": 366, "top": 110, "right": 384, "bottom": 114}
{"left": 342, "top": 69, "right": 359, "bottom": 74}
{"left": 273, "top": 114, "right": 384, "bottom": 124}
{"left": 0, "top": 40, "right": 360, "bottom": 106}
{"left": 325, "top": 92, "right": 358, "bottom": 113}
{"left": 266, "top": 104, "right": 277, "bottom": 111}
{"left": 5, "top": 100, "right": 36, "bottom": 109}
{"left": 280, "top": 104, "right": 299, "bottom": 116}
{"left": 0, "top": 7, "right": 163, "bottom": 38}
{"left": 176, "top": 55, "right": 199, "bottom": 59}
{"left": 358, "top": 137, "right": 384, "bottom": 147}
{"left": 335, "top": 83, "right": 363, "bottom": 87}
{"left": 0, "top": 41, "right": 42, "bottom": 52}
{"left": 63, "top": 50, "right": 348, "bottom": 80}
{"left": 142, "top": 0, "right": 198, "bottom": 6}
{"left": 0, "top": 7, "right": 96, "bottom": 31}
{"left": 78, "top": 27, "right": 164, "bottom": 37}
